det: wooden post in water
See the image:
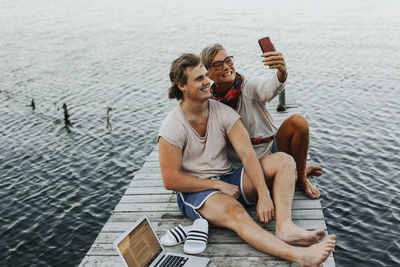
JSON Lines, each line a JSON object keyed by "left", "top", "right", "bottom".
{"left": 31, "top": 99, "right": 35, "bottom": 110}
{"left": 27, "top": 98, "right": 35, "bottom": 110}
{"left": 106, "top": 107, "right": 112, "bottom": 132}
{"left": 277, "top": 90, "right": 286, "bottom": 112}
{"left": 63, "top": 103, "right": 71, "bottom": 127}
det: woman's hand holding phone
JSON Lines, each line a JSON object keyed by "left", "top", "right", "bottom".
{"left": 258, "top": 36, "right": 287, "bottom": 82}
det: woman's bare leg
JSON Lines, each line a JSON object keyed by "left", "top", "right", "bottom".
{"left": 275, "top": 114, "right": 322, "bottom": 199}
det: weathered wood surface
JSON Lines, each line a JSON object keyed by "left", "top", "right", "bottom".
{"left": 80, "top": 94, "right": 335, "bottom": 266}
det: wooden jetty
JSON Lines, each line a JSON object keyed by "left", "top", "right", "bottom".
{"left": 80, "top": 93, "right": 335, "bottom": 266}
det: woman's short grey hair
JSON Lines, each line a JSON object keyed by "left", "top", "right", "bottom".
{"left": 168, "top": 53, "right": 201, "bottom": 100}
{"left": 200, "top": 43, "right": 225, "bottom": 70}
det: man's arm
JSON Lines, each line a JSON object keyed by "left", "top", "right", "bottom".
{"left": 227, "top": 120, "right": 275, "bottom": 224}
{"left": 158, "top": 137, "right": 239, "bottom": 197}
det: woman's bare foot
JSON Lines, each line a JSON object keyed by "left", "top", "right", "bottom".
{"left": 306, "top": 165, "right": 323, "bottom": 176}
{"left": 298, "top": 177, "right": 320, "bottom": 199}
{"left": 276, "top": 222, "right": 326, "bottom": 246}
{"left": 297, "top": 235, "right": 336, "bottom": 267}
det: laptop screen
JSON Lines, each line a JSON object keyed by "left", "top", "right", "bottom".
{"left": 117, "top": 219, "right": 163, "bottom": 267}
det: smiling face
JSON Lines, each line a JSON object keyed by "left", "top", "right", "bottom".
{"left": 178, "top": 64, "right": 211, "bottom": 102}
{"left": 208, "top": 50, "right": 236, "bottom": 88}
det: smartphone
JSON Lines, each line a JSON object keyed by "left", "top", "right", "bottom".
{"left": 258, "top": 36, "right": 276, "bottom": 53}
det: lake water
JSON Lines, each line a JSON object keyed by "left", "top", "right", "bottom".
{"left": 1, "top": 0, "right": 399, "bottom": 266}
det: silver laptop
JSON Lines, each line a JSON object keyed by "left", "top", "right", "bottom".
{"left": 114, "top": 216, "right": 210, "bottom": 267}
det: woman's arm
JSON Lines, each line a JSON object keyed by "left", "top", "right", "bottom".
{"left": 262, "top": 51, "right": 287, "bottom": 83}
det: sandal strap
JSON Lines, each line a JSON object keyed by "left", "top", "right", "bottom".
{"left": 169, "top": 224, "right": 187, "bottom": 243}
{"left": 188, "top": 230, "right": 208, "bottom": 237}
{"left": 186, "top": 230, "right": 208, "bottom": 243}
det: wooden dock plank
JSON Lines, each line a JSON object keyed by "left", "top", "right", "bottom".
{"left": 91, "top": 219, "right": 326, "bottom": 244}
{"left": 83, "top": 243, "right": 333, "bottom": 263}
{"left": 99, "top": 219, "right": 326, "bottom": 234}
{"left": 80, "top": 92, "right": 335, "bottom": 266}
{"left": 108, "top": 209, "right": 325, "bottom": 221}
{"left": 113, "top": 200, "right": 322, "bottom": 213}
{"left": 121, "top": 190, "right": 313, "bottom": 200}
{"left": 80, "top": 256, "right": 288, "bottom": 267}
{"left": 80, "top": 255, "right": 334, "bottom": 267}
{"left": 86, "top": 243, "right": 333, "bottom": 260}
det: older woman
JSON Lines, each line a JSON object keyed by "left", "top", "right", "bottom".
{"left": 200, "top": 44, "right": 322, "bottom": 199}
{"left": 158, "top": 53, "right": 335, "bottom": 266}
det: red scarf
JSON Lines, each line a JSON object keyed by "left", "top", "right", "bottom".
{"left": 211, "top": 72, "right": 244, "bottom": 109}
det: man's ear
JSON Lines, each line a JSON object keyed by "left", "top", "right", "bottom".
{"left": 177, "top": 83, "right": 186, "bottom": 93}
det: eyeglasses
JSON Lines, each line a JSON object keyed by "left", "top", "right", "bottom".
{"left": 211, "top": 56, "right": 234, "bottom": 70}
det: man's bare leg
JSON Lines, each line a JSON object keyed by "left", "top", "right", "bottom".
{"left": 198, "top": 193, "right": 336, "bottom": 266}
{"left": 275, "top": 114, "right": 322, "bottom": 199}
{"left": 252, "top": 153, "right": 325, "bottom": 246}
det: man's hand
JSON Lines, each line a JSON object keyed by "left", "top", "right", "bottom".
{"left": 262, "top": 52, "right": 287, "bottom": 83}
{"left": 216, "top": 180, "right": 240, "bottom": 199}
{"left": 257, "top": 195, "right": 275, "bottom": 226}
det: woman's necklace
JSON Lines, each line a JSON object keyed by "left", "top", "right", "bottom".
{"left": 181, "top": 104, "right": 208, "bottom": 125}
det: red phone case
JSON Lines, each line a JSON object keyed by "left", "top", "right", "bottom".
{"left": 258, "top": 36, "right": 276, "bottom": 53}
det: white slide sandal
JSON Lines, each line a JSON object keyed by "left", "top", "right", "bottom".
{"left": 160, "top": 224, "right": 191, "bottom": 246}
{"left": 184, "top": 218, "right": 208, "bottom": 255}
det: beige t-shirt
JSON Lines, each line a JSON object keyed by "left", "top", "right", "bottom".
{"left": 227, "top": 75, "right": 285, "bottom": 167}
{"left": 159, "top": 99, "right": 240, "bottom": 179}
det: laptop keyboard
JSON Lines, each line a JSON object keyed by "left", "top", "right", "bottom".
{"left": 158, "top": 255, "right": 189, "bottom": 267}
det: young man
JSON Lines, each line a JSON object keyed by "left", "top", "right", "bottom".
{"left": 158, "top": 53, "right": 335, "bottom": 266}
{"left": 200, "top": 43, "right": 322, "bottom": 199}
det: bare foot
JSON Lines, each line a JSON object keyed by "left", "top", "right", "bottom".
{"left": 276, "top": 222, "right": 326, "bottom": 246}
{"left": 306, "top": 165, "right": 323, "bottom": 177}
{"left": 297, "top": 235, "right": 336, "bottom": 267}
{"left": 298, "top": 178, "right": 320, "bottom": 199}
